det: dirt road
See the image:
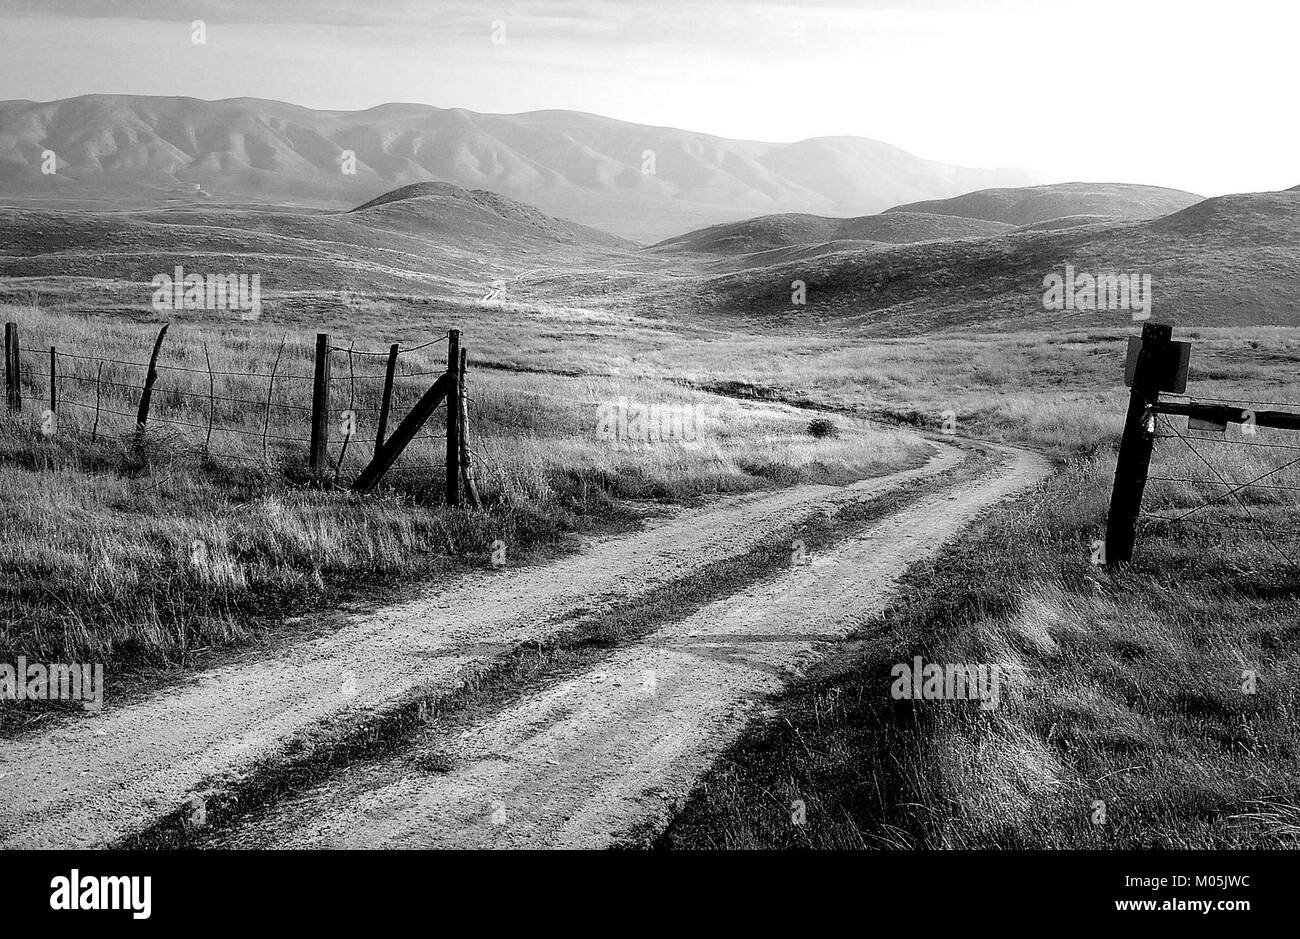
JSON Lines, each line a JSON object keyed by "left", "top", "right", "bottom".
{"left": 0, "top": 435, "right": 969, "bottom": 849}
{"left": 209, "top": 445, "right": 1050, "bottom": 849}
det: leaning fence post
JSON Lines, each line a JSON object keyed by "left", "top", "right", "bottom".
{"left": 263, "top": 334, "right": 287, "bottom": 463}
{"left": 374, "top": 343, "right": 399, "bottom": 459}
{"left": 445, "top": 328, "right": 461, "bottom": 506}
{"left": 350, "top": 373, "right": 451, "bottom": 495}
{"left": 202, "top": 342, "right": 215, "bottom": 458}
{"left": 135, "top": 323, "right": 169, "bottom": 430}
{"left": 309, "top": 333, "right": 331, "bottom": 478}
{"left": 5, "top": 322, "right": 21, "bottom": 413}
{"left": 1105, "top": 322, "right": 1173, "bottom": 565}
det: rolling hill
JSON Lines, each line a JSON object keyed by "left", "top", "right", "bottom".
{"left": 7, "top": 161, "right": 1294, "bottom": 337}
{"left": 0, "top": 95, "right": 1048, "bottom": 242}
{"left": 885, "top": 182, "right": 1203, "bottom": 226}
{"left": 652, "top": 211, "right": 1013, "bottom": 255}
{"left": 348, "top": 182, "right": 632, "bottom": 249}
{"left": 0, "top": 182, "right": 644, "bottom": 310}
{"left": 1010, "top": 215, "right": 1115, "bottom": 233}
{"left": 675, "top": 190, "right": 1300, "bottom": 331}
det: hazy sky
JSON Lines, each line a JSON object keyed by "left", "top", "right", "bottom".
{"left": 0, "top": 0, "right": 1294, "bottom": 196}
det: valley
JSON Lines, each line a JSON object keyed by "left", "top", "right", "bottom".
{"left": 1, "top": 144, "right": 1298, "bottom": 851}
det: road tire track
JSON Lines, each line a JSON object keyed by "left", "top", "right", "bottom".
{"left": 0, "top": 436, "right": 959, "bottom": 849}
{"left": 207, "top": 444, "right": 1049, "bottom": 849}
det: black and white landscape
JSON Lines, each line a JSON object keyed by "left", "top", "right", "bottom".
{"left": 0, "top": 0, "right": 1294, "bottom": 920}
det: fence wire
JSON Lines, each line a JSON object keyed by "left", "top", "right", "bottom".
{"left": 1141, "top": 410, "right": 1300, "bottom": 569}
{"left": 5, "top": 331, "right": 459, "bottom": 487}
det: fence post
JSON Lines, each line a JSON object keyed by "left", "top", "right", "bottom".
{"left": 135, "top": 324, "right": 169, "bottom": 430}
{"left": 1105, "top": 322, "right": 1173, "bottom": 565}
{"left": 48, "top": 346, "right": 56, "bottom": 417}
{"left": 91, "top": 362, "right": 103, "bottom": 441}
{"left": 445, "top": 329, "right": 461, "bottom": 506}
{"left": 202, "top": 342, "right": 216, "bottom": 457}
{"left": 5, "top": 322, "right": 21, "bottom": 413}
{"left": 374, "top": 343, "right": 399, "bottom": 459}
{"left": 309, "top": 333, "right": 331, "bottom": 478}
{"left": 458, "top": 346, "right": 482, "bottom": 509}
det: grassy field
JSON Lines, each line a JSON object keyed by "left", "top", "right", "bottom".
{"left": 659, "top": 326, "right": 1300, "bottom": 849}
{"left": 0, "top": 299, "right": 926, "bottom": 684}
{"left": 4, "top": 284, "right": 1299, "bottom": 848}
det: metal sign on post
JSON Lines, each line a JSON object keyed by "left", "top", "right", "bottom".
{"left": 1124, "top": 335, "right": 1191, "bottom": 393}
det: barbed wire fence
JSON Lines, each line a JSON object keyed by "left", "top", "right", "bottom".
{"left": 1, "top": 321, "right": 487, "bottom": 504}
{"left": 1140, "top": 400, "right": 1300, "bottom": 570}
{"left": 1104, "top": 322, "right": 1300, "bottom": 570}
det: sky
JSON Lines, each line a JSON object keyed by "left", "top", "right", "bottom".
{"left": 0, "top": 0, "right": 1294, "bottom": 196}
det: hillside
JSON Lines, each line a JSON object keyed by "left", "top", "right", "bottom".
{"left": 348, "top": 182, "right": 632, "bottom": 249}
{"left": 653, "top": 211, "right": 1012, "bottom": 255}
{"left": 0, "top": 182, "right": 644, "bottom": 309}
{"left": 674, "top": 190, "right": 1300, "bottom": 331}
{"left": 0, "top": 95, "right": 1048, "bottom": 242}
{"left": 885, "top": 182, "right": 1203, "bottom": 225}
{"left": 1011, "top": 215, "right": 1115, "bottom": 233}
{"left": 8, "top": 169, "right": 1294, "bottom": 336}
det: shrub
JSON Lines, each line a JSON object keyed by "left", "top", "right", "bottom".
{"left": 807, "top": 417, "right": 839, "bottom": 439}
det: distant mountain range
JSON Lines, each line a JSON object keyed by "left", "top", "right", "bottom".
{"left": 0, "top": 94, "right": 1050, "bottom": 242}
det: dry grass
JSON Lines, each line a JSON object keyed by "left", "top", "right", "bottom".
{"left": 0, "top": 301, "right": 926, "bottom": 671}
{"left": 8, "top": 287, "right": 1298, "bottom": 847}
{"left": 662, "top": 326, "right": 1300, "bottom": 459}
{"left": 661, "top": 327, "right": 1300, "bottom": 850}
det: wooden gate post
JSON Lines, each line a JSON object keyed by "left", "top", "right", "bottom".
{"left": 5, "top": 322, "right": 21, "bottom": 413}
{"left": 309, "top": 333, "right": 331, "bottom": 477}
{"left": 445, "top": 329, "right": 461, "bottom": 506}
{"left": 1105, "top": 322, "right": 1173, "bottom": 565}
